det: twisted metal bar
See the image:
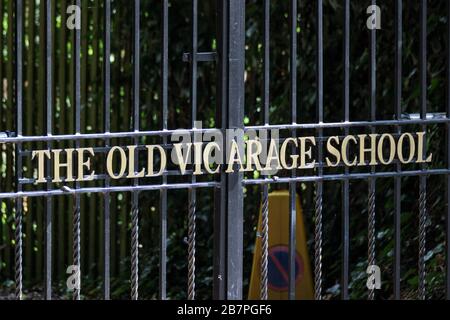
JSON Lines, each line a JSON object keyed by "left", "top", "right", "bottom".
{"left": 260, "top": 185, "right": 269, "bottom": 300}
{"left": 314, "top": 182, "right": 323, "bottom": 300}
{"left": 418, "top": 180, "right": 427, "bottom": 300}
{"left": 15, "top": 0, "right": 24, "bottom": 302}
{"left": 72, "top": 195, "right": 81, "bottom": 300}
{"left": 368, "top": 178, "right": 376, "bottom": 300}
{"left": 15, "top": 199, "right": 23, "bottom": 300}
{"left": 131, "top": 200, "right": 139, "bottom": 300}
{"left": 188, "top": 189, "right": 196, "bottom": 300}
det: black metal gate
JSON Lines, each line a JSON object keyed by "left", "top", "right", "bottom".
{"left": 1, "top": 0, "right": 450, "bottom": 301}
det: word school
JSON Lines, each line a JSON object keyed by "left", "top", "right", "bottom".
{"left": 30, "top": 131, "right": 432, "bottom": 184}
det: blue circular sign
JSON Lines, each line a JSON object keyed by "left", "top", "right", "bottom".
{"left": 268, "top": 245, "right": 304, "bottom": 292}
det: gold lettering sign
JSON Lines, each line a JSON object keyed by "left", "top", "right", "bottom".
{"left": 28, "top": 131, "right": 432, "bottom": 184}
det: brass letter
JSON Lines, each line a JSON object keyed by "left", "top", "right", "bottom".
{"left": 31, "top": 150, "right": 51, "bottom": 183}
{"left": 397, "top": 133, "right": 415, "bottom": 164}
{"left": 146, "top": 145, "right": 166, "bottom": 177}
{"left": 358, "top": 134, "right": 378, "bottom": 166}
{"left": 193, "top": 142, "right": 203, "bottom": 175}
{"left": 127, "top": 146, "right": 145, "bottom": 178}
{"left": 53, "top": 149, "right": 75, "bottom": 183}
{"left": 246, "top": 139, "right": 263, "bottom": 172}
{"left": 280, "top": 138, "right": 299, "bottom": 170}
{"left": 342, "top": 135, "right": 357, "bottom": 166}
{"left": 226, "top": 140, "right": 244, "bottom": 173}
{"left": 298, "top": 137, "right": 316, "bottom": 169}
{"left": 264, "top": 139, "right": 283, "bottom": 172}
{"left": 107, "top": 146, "right": 127, "bottom": 179}
{"left": 77, "top": 148, "right": 95, "bottom": 181}
{"left": 326, "top": 136, "right": 341, "bottom": 167}
{"left": 203, "top": 142, "right": 221, "bottom": 174}
{"left": 377, "top": 134, "right": 396, "bottom": 165}
{"left": 416, "top": 132, "right": 433, "bottom": 163}
{"left": 173, "top": 143, "right": 192, "bottom": 175}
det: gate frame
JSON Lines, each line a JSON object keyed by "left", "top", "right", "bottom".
{"left": 214, "top": 0, "right": 245, "bottom": 300}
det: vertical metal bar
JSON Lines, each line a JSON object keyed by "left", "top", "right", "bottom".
{"left": 447, "top": 0, "right": 450, "bottom": 301}
{"left": 103, "top": 0, "right": 111, "bottom": 300}
{"left": 24, "top": 0, "right": 35, "bottom": 284}
{"left": 226, "top": 0, "right": 245, "bottom": 300}
{"left": 418, "top": 0, "right": 427, "bottom": 301}
{"left": 341, "top": 0, "right": 350, "bottom": 301}
{"left": 56, "top": 0, "right": 66, "bottom": 282}
{"left": 6, "top": 0, "right": 14, "bottom": 282}
{"left": 368, "top": 0, "right": 377, "bottom": 301}
{"left": 394, "top": 0, "right": 403, "bottom": 300}
{"left": 79, "top": 0, "right": 87, "bottom": 275}
{"left": 263, "top": 0, "right": 270, "bottom": 127}
{"left": 314, "top": 0, "right": 323, "bottom": 301}
{"left": 188, "top": 0, "right": 198, "bottom": 301}
{"left": 213, "top": 0, "right": 227, "bottom": 300}
{"left": 0, "top": 0, "right": 2, "bottom": 140}
{"left": 188, "top": 188, "right": 196, "bottom": 301}
{"left": 73, "top": 0, "right": 82, "bottom": 301}
{"left": 67, "top": 0, "right": 74, "bottom": 273}
{"left": 213, "top": 181, "right": 226, "bottom": 299}
{"left": 260, "top": 185, "right": 269, "bottom": 300}
{"left": 14, "top": 0, "right": 23, "bottom": 301}
{"left": 88, "top": 5, "right": 99, "bottom": 275}
{"left": 260, "top": 0, "right": 270, "bottom": 301}
{"left": 131, "top": 0, "right": 140, "bottom": 301}
{"left": 288, "top": 0, "right": 297, "bottom": 301}
{"left": 0, "top": 5, "right": 3, "bottom": 276}
{"left": 159, "top": 0, "right": 168, "bottom": 301}
{"left": 45, "top": 0, "right": 53, "bottom": 300}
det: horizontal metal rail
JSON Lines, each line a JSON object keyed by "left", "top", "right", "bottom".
{"left": 1, "top": 168, "right": 447, "bottom": 200}
{"left": 0, "top": 181, "right": 219, "bottom": 199}
{"left": 0, "top": 118, "right": 449, "bottom": 144}
{"left": 244, "top": 169, "right": 450, "bottom": 185}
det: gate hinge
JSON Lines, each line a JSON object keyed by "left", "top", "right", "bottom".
{"left": 183, "top": 52, "right": 217, "bottom": 63}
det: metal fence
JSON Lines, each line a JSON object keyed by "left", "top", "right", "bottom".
{"left": 1, "top": 0, "right": 450, "bottom": 300}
